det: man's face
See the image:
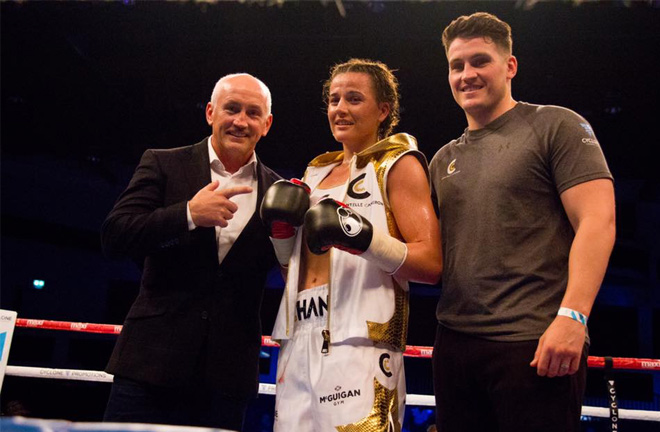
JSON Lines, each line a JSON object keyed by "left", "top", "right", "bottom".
{"left": 206, "top": 75, "right": 272, "bottom": 163}
{"left": 446, "top": 37, "right": 517, "bottom": 127}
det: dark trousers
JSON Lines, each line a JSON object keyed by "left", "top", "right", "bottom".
{"left": 104, "top": 376, "right": 248, "bottom": 431}
{"left": 432, "top": 324, "right": 588, "bottom": 432}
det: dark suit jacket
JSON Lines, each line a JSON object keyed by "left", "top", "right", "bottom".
{"left": 101, "top": 138, "right": 280, "bottom": 398}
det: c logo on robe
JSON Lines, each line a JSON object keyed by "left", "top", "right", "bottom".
{"left": 348, "top": 173, "right": 370, "bottom": 200}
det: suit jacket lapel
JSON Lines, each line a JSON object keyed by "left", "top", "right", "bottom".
{"left": 185, "top": 138, "right": 212, "bottom": 195}
{"left": 183, "top": 138, "right": 217, "bottom": 260}
{"left": 247, "top": 155, "right": 277, "bottom": 232}
{"left": 255, "top": 155, "right": 270, "bottom": 207}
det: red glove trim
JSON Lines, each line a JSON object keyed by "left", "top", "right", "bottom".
{"left": 271, "top": 221, "right": 295, "bottom": 239}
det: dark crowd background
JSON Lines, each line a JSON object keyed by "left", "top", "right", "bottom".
{"left": 1, "top": 1, "right": 659, "bottom": 430}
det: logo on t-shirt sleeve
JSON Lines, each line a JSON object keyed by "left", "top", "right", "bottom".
{"left": 580, "top": 123, "right": 599, "bottom": 146}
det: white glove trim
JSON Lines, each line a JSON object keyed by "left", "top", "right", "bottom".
{"left": 270, "top": 235, "right": 296, "bottom": 267}
{"left": 361, "top": 226, "right": 408, "bottom": 275}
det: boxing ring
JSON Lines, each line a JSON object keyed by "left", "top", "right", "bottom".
{"left": 4, "top": 317, "right": 660, "bottom": 429}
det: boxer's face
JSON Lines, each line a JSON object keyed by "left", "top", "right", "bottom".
{"left": 206, "top": 75, "right": 272, "bottom": 163}
{"left": 327, "top": 72, "right": 389, "bottom": 149}
{"left": 447, "top": 36, "right": 517, "bottom": 127}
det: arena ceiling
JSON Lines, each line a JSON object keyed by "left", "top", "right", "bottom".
{"left": 2, "top": 0, "right": 659, "bottom": 179}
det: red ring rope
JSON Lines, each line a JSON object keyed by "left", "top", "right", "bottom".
{"left": 16, "top": 318, "right": 660, "bottom": 371}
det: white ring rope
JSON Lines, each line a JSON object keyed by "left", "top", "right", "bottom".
{"left": 6, "top": 366, "right": 660, "bottom": 422}
{"left": 7, "top": 318, "right": 660, "bottom": 423}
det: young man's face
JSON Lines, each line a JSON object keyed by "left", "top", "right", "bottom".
{"left": 446, "top": 36, "right": 517, "bottom": 128}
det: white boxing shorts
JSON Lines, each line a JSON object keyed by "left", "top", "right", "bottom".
{"left": 274, "top": 285, "right": 406, "bottom": 432}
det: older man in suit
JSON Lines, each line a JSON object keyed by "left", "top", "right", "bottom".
{"left": 101, "top": 73, "right": 281, "bottom": 431}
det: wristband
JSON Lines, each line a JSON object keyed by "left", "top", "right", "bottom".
{"left": 557, "top": 307, "right": 588, "bottom": 325}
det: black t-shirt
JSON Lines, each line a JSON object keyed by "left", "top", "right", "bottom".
{"left": 429, "top": 102, "right": 612, "bottom": 341}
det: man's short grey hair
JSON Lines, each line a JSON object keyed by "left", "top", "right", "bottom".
{"left": 210, "top": 73, "right": 272, "bottom": 115}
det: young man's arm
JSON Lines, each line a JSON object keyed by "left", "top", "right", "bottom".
{"left": 531, "top": 178, "right": 615, "bottom": 377}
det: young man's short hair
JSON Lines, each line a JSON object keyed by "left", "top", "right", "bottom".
{"left": 442, "top": 12, "right": 513, "bottom": 56}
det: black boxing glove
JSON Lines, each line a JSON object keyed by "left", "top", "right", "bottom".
{"left": 304, "top": 198, "right": 407, "bottom": 274}
{"left": 260, "top": 179, "right": 311, "bottom": 266}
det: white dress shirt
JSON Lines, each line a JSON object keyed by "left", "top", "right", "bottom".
{"left": 187, "top": 138, "right": 258, "bottom": 264}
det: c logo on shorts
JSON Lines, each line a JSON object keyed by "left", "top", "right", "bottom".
{"left": 379, "top": 353, "right": 392, "bottom": 377}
